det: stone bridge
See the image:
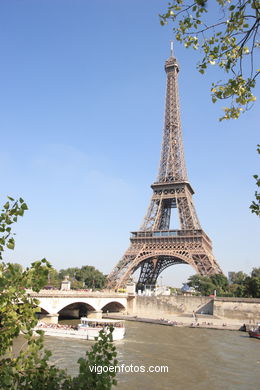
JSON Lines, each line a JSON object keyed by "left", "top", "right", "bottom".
{"left": 29, "top": 290, "right": 130, "bottom": 324}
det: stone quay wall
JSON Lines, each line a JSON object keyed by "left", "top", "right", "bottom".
{"left": 129, "top": 295, "right": 213, "bottom": 317}
{"left": 129, "top": 295, "right": 260, "bottom": 322}
{"left": 213, "top": 297, "right": 260, "bottom": 321}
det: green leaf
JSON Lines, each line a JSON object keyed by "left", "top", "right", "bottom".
{"left": 7, "top": 241, "right": 15, "bottom": 250}
{"left": 3, "top": 202, "right": 9, "bottom": 210}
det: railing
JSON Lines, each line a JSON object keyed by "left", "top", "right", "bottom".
{"left": 130, "top": 229, "right": 212, "bottom": 244}
{"left": 131, "top": 229, "right": 204, "bottom": 238}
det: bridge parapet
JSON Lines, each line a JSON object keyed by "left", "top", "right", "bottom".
{"left": 27, "top": 289, "right": 128, "bottom": 298}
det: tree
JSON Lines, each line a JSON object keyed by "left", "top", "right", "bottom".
{"left": 188, "top": 269, "right": 260, "bottom": 297}
{"left": 160, "top": 0, "right": 259, "bottom": 120}
{"left": 188, "top": 273, "right": 230, "bottom": 295}
{"left": 46, "top": 267, "right": 61, "bottom": 289}
{"left": 0, "top": 197, "right": 118, "bottom": 389}
{"left": 244, "top": 275, "right": 260, "bottom": 297}
{"left": 187, "top": 274, "right": 216, "bottom": 295}
{"left": 228, "top": 270, "right": 248, "bottom": 284}
{"left": 249, "top": 144, "right": 260, "bottom": 216}
{"left": 209, "top": 273, "right": 229, "bottom": 293}
{"left": 251, "top": 266, "right": 260, "bottom": 277}
{"left": 59, "top": 266, "right": 106, "bottom": 289}
{"left": 228, "top": 282, "right": 246, "bottom": 297}
{"left": 9, "top": 262, "right": 24, "bottom": 271}
{"left": 226, "top": 271, "right": 248, "bottom": 296}
{"left": 75, "top": 266, "right": 106, "bottom": 289}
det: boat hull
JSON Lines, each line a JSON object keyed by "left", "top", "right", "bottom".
{"left": 248, "top": 330, "right": 260, "bottom": 339}
{"left": 34, "top": 327, "right": 125, "bottom": 341}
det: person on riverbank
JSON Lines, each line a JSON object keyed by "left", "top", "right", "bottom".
{"left": 192, "top": 311, "right": 198, "bottom": 323}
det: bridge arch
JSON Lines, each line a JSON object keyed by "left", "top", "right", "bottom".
{"left": 101, "top": 301, "right": 126, "bottom": 313}
{"left": 34, "top": 305, "right": 51, "bottom": 322}
{"left": 55, "top": 300, "right": 98, "bottom": 314}
{"left": 58, "top": 301, "right": 97, "bottom": 319}
{"left": 37, "top": 306, "right": 50, "bottom": 314}
{"left": 33, "top": 303, "right": 50, "bottom": 315}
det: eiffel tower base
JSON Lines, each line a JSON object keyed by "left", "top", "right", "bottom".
{"left": 108, "top": 229, "right": 222, "bottom": 290}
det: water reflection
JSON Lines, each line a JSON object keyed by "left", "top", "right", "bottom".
{"left": 40, "top": 321, "right": 260, "bottom": 390}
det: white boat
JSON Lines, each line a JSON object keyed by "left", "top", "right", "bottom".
{"left": 34, "top": 317, "right": 125, "bottom": 341}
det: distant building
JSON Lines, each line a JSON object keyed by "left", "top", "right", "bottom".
{"left": 61, "top": 275, "right": 71, "bottom": 291}
{"left": 181, "top": 283, "right": 196, "bottom": 296}
{"left": 137, "top": 285, "right": 171, "bottom": 296}
{"left": 228, "top": 272, "right": 235, "bottom": 283}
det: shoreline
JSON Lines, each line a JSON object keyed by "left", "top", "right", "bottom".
{"left": 103, "top": 313, "right": 251, "bottom": 332}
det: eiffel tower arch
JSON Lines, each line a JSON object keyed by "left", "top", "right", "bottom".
{"left": 107, "top": 44, "right": 222, "bottom": 290}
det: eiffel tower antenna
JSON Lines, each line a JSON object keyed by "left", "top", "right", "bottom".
{"left": 170, "top": 40, "right": 174, "bottom": 57}
{"left": 107, "top": 45, "right": 222, "bottom": 290}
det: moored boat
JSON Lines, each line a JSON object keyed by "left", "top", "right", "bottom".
{"left": 248, "top": 324, "right": 260, "bottom": 339}
{"left": 34, "top": 317, "right": 125, "bottom": 341}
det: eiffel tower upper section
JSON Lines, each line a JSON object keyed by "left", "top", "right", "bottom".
{"left": 107, "top": 44, "right": 222, "bottom": 290}
{"left": 158, "top": 47, "right": 188, "bottom": 184}
{"left": 140, "top": 43, "right": 201, "bottom": 232}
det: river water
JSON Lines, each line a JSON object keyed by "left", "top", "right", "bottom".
{"left": 39, "top": 321, "right": 260, "bottom": 390}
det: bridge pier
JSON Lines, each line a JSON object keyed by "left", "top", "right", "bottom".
{"left": 39, "top": 313, "right": 59, "bottom": 324}
{"left": 87, "top": 310, "right": 103, "bottom": 319}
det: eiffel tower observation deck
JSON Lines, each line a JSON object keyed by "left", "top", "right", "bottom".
{"left": 107, "top": 43, "right": 222, "bottom": 290}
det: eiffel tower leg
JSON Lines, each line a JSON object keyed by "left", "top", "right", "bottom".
{"left": 138, "top": 258, "right": 154, "bottom": 285}
{"left": 137, "top": 257, "right": 168, "bottom": 287}
{"left": 192, "top": 254, "right": 222, "bottom": 275}
{"left": 137, "top": 258, "right": 156, "bottom": 290}
{"left": 107, "top": 253, "right": 136, "bottom": 289}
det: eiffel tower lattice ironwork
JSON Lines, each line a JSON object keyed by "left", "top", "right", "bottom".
{"left": 107, "top": 44, "right": 222, "bottom": 290}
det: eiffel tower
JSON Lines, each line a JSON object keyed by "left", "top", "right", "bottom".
{"left": 107, "top": 43, "right": 222, "bottom": 290}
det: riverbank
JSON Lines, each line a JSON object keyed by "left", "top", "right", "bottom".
{"left": 103, "top": 313, "right": 253, "bottom": 331}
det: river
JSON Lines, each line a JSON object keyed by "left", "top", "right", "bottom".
{"left": 38, "top": 320, "right": 260, "bottom": 390}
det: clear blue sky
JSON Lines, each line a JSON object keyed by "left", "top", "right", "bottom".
{"left": 1, "top": 0, "right": 259, "bottom": 287}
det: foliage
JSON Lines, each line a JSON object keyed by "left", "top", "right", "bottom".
{"left": 46, "top": 267, "right": 61, "bottom": 289}
{"left": 249, "top": 144, "right": 260, "bottom": 216}
{"left": 59, "top": 266, "right": 106, "bottom": 290}
{"left": 0, "top": 197, "right": 28, "bottom": 258}
{"left": 228, "top": 270, "right": 248, "bottom": 284}
{"left": 160, "top": 0, "right": 259, "bottom": 120}
{"left": 244, "top": 275, "right": 260, "bottom": 297}
{"left": 227, "top": 282, "right": 246, "bottom": 297}
{"left": 0, "top": 197, "right": 118, "bottom": 389}
{"left": 187, "top": 273, "right": 229, "bottom": 295}
{"left": 251, "top": 266, "right": 260, "bottom": 277}
{"left": 72, "top": 328, "right": 118, "bottom": 390}
{"left": 188, "top": 269, "right": 260, "bottom": 297}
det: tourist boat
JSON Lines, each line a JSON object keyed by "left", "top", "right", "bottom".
{"left": 248, "top": 324, "right": 260, "bottom": 339}
{"left": 34, "top": 318, "right": 125, "bottom": 341}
